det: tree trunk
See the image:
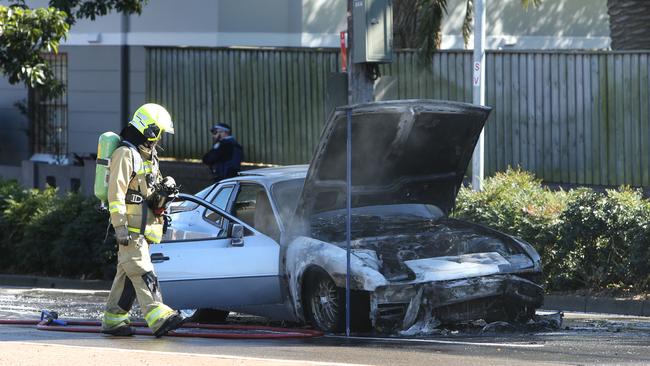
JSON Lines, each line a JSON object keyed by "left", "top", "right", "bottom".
{"left": 608, "top": 0, "right": 650, "bottom": 50}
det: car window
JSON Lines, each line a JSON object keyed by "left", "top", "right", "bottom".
{"left": 204, "top": 185, "right": 234, "bottom": 224}
{"left": 232, "top": 184, "right": 280, "bottom": 241}
{"left": 211, "top": 185, "right": 234, "bottom": 210}
{"left": 270, "top": 178, "right": 304, "bottom": 228}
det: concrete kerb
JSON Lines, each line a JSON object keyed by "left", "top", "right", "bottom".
{"left": 543, "top": 294, "right": 650, "bottom": 317}
{"left": 0, "top": 274, "right": 111, "bottom": 290}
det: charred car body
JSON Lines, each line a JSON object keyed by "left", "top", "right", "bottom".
{"left": 151, "top": 100, "right": 544, "bottom": 333}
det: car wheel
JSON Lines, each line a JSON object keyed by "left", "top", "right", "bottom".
{"left": 307, "top": 272, "right": 344, "bottom": 333}
{"left": 190, "top": 308, "right": 229, "bottom": 324}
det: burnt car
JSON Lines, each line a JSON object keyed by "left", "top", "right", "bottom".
{"left": 150, "top": 100, "right": 544, "bottom": 333}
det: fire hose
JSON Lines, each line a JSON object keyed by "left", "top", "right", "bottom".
{"left": 0, "top": 311, "right": 323, "bottom": 339}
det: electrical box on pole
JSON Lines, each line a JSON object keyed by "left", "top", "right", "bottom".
{"left": 352, "top": 0, "right": 393, "bottom": 63}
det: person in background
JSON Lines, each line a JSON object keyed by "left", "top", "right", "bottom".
{"left": 202, "top": 123, "right": 243, "bottom": 182}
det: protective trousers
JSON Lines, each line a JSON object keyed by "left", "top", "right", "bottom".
{"left": 101, "top": 234, "right": 175, "bottom": 333}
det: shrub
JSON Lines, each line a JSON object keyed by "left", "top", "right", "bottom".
{"left": 550, "top": 187, "right": 650, "bottom": 291}
{"left": 0, "top": 179, "right": 113, "bottom": 279}
{"left": 14, "top": 192, "right": 84, "bottom": 274}
{"left": 0, "top": 179, "right": 28, "bottom": 269}
{"left": 0, "top": 186, "right": 58, "bottom": 271}
{"left": 454, "top": 170, "right": 650, "bottom": 293}
{"left": 51, "top": 197, "right": 115, "bottom": 279}
{"left": 454, "top": 168, "right": 565, "bottom": 256}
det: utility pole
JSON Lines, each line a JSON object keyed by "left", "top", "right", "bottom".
{"left": 471, "top": 0, "right": 486, "bottom": 191}
{"left": 347, "top": 0, "right": 374, "bottom": 104}
{"left": 345, "top": 0, "right": 392, "bottom": 338}
{"left": 345, "top": 0, "right": 375, "bottom": 339}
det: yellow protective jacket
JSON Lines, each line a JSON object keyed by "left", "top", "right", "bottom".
{"left": 107, "top": 144, "right": 164, "bottom": 243}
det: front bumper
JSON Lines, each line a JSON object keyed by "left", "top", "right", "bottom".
{"left": 370, "top": 274, "right": 544, "bottom": 332}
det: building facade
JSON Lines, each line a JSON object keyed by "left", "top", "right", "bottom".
{"left": 0, "top": 0, "right": 610, "bottom": 189}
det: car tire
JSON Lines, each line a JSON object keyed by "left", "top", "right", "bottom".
{"left": 305, "top": 270, "right": 371, "bottom": 333}
{"left": 190, "top": 308, "right": 229, "bottom": 324}
{"left": 306, "top": 271, "right": 345, "bottom": 333}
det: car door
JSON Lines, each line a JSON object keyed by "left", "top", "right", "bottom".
{"left": 150, "top": 193, "right": 282, "bottom": 310}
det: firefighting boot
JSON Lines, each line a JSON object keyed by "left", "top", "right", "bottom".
{"left": 153, "top": 312, "right": 186, "bottom": 338}
{"left": 101, "top": 325, "right": 136, "bottom": 337}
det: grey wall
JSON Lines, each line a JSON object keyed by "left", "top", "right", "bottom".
{"left": 0, "top": 79, "right": 29, "bottom": 166}
{"left": 218, "top": 0, "right": 300, "bottom": 33}
{"left": 129, "top": 0, "right": 219, "bottom": 33}
{"left": 62, "top": 45, "right": 145, "bottom": 156}
{"left": 129, "top": 46, "right": 147, "bottom": 120}
{"left": 64, "top": 45, "right": 122, "bottom": 155}
{"left": 442, "top": 0, "right": 610, "bottom": 49}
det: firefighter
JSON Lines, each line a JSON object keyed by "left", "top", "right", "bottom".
{"left": 101, "top": 103, "right": 185, "bottom": 337}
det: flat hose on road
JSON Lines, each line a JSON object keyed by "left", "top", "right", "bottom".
{"left": 0, "top": 319, "right": 324, "bottom": 339}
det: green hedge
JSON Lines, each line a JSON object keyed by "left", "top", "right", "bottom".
{"left": 453, "top": 169, "right": 650, "bottom": 293}
{"left": 0, "top": 179, "right": 114, "bottom": 279}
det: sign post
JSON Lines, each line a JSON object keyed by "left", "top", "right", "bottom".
{"left": 471, "top": 0, "right": 486, "bottom": 191}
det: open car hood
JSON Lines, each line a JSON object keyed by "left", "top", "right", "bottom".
{"left": 294, "top": 100, "right": 491, "bottom": 224}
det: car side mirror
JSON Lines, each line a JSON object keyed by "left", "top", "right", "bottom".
{"left": 231, "top": 223, "right": 244, "bottom": 247}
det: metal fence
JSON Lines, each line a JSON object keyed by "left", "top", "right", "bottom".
{"left": 147, "top": 47, "right": 340, "bottom": 165}
{"left": 147, "top": 48, "right": 650, "bottom": 186}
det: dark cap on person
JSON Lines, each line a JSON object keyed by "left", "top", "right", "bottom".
{"left": 210, "top": 123, "right": 231, "bottom": 133}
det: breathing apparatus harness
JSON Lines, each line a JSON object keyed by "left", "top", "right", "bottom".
{"left": 120, "top": 140, "right": 179, "bottom": 239}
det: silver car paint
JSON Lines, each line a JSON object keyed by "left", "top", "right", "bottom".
{"left": 151, "top": 194, "right": 285, "bottom": 314}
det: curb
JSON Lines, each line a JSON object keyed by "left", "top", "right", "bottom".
{"left": 543, "top": 295, "right": 650, "bottom": 317}
{"left": 0, "top": 274, "right": 111, "bottom": 290}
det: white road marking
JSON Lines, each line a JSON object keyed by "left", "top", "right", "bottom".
{"left": 9, "top": 341, "right": 372, "bottom": 366}
{"left": 326, "top": 335, "right": 545, "bottom": 349}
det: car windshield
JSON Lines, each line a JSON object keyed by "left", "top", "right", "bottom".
{"left": 270, "top": 178, "right": 305, "bottom": 227}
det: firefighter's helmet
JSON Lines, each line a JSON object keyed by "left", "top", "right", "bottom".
{"left": 129, "top": 103, "right": 175, "bottom": 141}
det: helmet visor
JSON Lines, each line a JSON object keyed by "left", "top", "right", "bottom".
{"left": 144, "top": 124, "right": 162, "bottom": 141}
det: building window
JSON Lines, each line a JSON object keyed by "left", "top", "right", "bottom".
{"left": 29, "top": 53, "right": 68, "bottom": 163}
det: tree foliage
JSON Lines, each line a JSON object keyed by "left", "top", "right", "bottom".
{"left": 0, "top": 6, "right": 68, "bottom": 99}
{"left": 0, "top": 0, "right": 146, "bottom": 98}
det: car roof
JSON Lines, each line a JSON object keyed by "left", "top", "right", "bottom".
{"left": 219, "top": 164, "right": 308, "bottom": 186}
{"left": 239, "top": 164, "right": 308, "bottom": 177}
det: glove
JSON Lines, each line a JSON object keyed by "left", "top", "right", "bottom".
{"left": 114, "top": 226, "right": 130, "bottom": 246}
{"left": 162, "top": 176, "right": 176, "bottom": 189}
{"left": 150, "top": 176, "right": 179, "bottom": 213}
